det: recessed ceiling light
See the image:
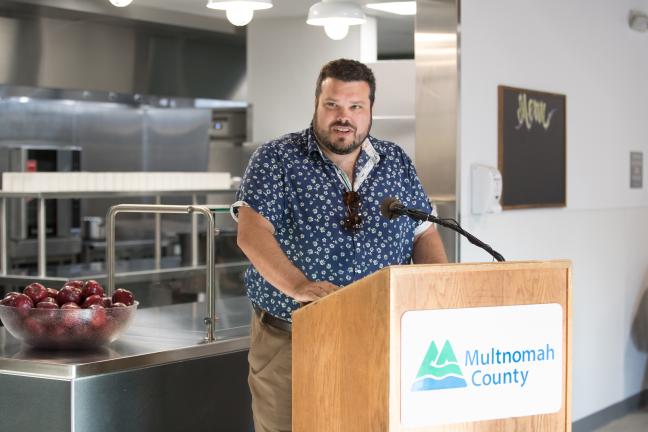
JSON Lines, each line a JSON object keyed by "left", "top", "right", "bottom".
{"left": 365, "top": 1, "right": 416, "bottom": 16}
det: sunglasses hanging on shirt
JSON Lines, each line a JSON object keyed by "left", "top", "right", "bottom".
{"left": 342, "top": 190, "right": 362, "bottom": 231}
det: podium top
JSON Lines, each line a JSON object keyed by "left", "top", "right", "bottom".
{"left": 295, "top": 259, "right": 571, "bottom": 316}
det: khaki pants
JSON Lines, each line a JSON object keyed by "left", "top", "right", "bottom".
{"left": 248, "top": 313, "right": 293, "bottom": 432}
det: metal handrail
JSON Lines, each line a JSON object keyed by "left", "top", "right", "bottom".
{"left": 0, "top": 198, "right": 6, "bottom": 276}
{"left": 106, "top": 204, "right": 221, "bottom": 342}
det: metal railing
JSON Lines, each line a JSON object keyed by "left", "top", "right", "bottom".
{"left": 106, "top": 204, "right": 224, "bottom": 343}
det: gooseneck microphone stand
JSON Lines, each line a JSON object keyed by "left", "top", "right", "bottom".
{"left": 403, "top": 207, "right": 505, "bottom": 262}
{"left": 381, "top": 198, "right": 505, "bottom": 262}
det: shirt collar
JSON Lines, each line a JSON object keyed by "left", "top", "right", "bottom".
{"left": 306, "top": 127, "right": 322, "bottom": 157}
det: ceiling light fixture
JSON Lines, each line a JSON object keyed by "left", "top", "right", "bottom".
{"left": 307, "top": 0, "right": 366, "bottom": 41}
{"left": 206, "top": 0, "right": 273, "bottom": 27}
{"left": 109, "top": 0, "right": 134, "bottom": 7}
{"left": 365, "top": 1, "right": 416, "bottom": 16}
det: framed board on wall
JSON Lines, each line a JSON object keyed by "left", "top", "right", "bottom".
{"left": 498, "top": 85, "right": 566, "bottom": 209}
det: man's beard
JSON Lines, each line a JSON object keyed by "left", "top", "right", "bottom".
{"left": 313, "top": 116, "right": 371, "bottom": 156}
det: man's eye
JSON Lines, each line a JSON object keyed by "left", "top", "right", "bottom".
{"left": 351, "top": 105, "right": 362, "bottom": 110}
{"left": 325, "top": 102, "right": 336, "bottom": 108}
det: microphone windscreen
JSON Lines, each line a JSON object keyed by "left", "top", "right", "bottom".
{"left": 380, "top": 197, "right": 402, "bottom": 220}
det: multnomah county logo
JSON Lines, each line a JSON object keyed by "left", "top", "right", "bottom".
{"left": 411, "top": 340, "right": 467, "bottom": 391}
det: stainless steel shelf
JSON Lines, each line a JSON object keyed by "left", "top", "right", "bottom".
{"left": 0, "top": 190, "right": 235, "bottom": 278}
{"left": 0, "top": 257, "right": 248, "bottom": 279}
{"left": 0, "top": 190, "right": 237, "bottom": 199}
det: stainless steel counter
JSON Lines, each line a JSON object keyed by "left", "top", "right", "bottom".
{"left": 0, "top": 296, "right": 252, "bottom": 379}
{"left": 0, "top": 296, "right": 254, "bottom": 432}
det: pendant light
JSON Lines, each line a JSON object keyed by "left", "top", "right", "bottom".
{"left": 207, "top": 0, "right": 273, "bottom": 26}
{"left": 109, "top": 0, "right": 134, "bottom": 7}
{"left": 307, "top": 0, "right": 366, "bottom": 41}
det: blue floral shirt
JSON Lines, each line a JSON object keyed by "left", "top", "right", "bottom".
{"left": 233, "top": 127, "right": 432, "bottom": 321}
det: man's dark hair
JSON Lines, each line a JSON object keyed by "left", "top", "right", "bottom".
{"left": 315, "top": 59, "right": 376, "bottom": 106}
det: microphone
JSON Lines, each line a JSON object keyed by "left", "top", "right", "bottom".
{"left": 379, "top": 197, "right": 505, "bottom": 262}
{"left": 379, "top": 196, "right": 405, "bottom": 220}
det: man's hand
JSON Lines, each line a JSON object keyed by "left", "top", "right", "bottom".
{"left": 288, "top": 280, "right": 339, "bottom": 303}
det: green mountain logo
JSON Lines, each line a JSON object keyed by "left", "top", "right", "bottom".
{"left": 411, "top": 340, "right": 468, "bottom": 391}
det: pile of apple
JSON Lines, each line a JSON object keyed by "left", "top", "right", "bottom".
{"left": 1, "top": 280, "right": 134, "bottom": 310}
{"left": 0, "top": 280, "right": 137, "bottom": 349}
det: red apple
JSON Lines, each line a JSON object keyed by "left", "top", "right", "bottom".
{"left": 89, "top": 304, "right": 107, "bottom": 328}
{"left": 63, "top": 280, "right": 84, "bottom": 290}
{"left": 23, "top": 283, "right": 48, "bottom": 304}
{"left": 81, "top": 294, "right": 103, "bottom": 308}
{"left": 37, "top": 297, "right": 58, "bottom": 306}
{"left": 1, "top": 296, "right": 15, "bottom": 307}
{"left": 112, "top": 288, "right": 134, "bottom": 306}
{"left": 61, "top": 303, "right": 81, "bottom": 328}
{"left": 47, "top": 323, "right": 66, "bottom": 338}
{"left": 35, "top": 302, "right": 59, "bottom": 321}
{"left": 1, "top": 291, "right": 20, "bottom": 306}
{"left": 46, "top": 288, "right": 59, "bottom": 298}
{"left": 82, "top": 280, "right": 104, "bottom": 299}
{"left": 72, "top": 324, "right": 92, "bottom": 338}
{"left": 12, "top": 293, "right": 34, "bottom": 309}
{"left": 57, "top": 287, "right": 82, "bottom": 306}
{"left": 23, "top": 318, "right": 45, "bottom": 336}
{"left": 36, "top": 301, "right": 59, "bottom": 309}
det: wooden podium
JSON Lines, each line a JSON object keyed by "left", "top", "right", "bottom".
{"left": 292, "top": 260, "right": 571, "bottom": 431}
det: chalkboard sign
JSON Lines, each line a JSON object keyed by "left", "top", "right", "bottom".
{"left": 498, "top": 86, "right": 566, "bottom": 209}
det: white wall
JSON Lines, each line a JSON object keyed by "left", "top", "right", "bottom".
{"left": 247, "top": 17, "right": 377, "bottom": 143}
{"left": 460, "top": 0, "right": 648, "bottom": 421}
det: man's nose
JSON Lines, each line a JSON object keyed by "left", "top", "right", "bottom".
{"left": 335, "top": 106, "right": 352, "bottom": 122}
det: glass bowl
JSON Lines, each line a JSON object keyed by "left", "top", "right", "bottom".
{"left": 0, "top": 302, "right": 138, "bottom": 349}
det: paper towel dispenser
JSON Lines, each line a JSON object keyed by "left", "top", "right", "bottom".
{"left": 471, "top": 164, "right": 502, "bottom": 215}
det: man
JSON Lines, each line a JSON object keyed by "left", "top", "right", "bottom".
{"left": 233, "top": 58, "right": 447, "bottom": 432}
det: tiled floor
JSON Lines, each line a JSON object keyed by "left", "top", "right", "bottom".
{"left": 594, "top": 410, "right": 648, "bottom": 431}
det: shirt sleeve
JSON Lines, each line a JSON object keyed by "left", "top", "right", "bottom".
{"left": 401, "top": 151, "right": 433, "bottom": 212}
{"left": 399, "top": 149, "right": 437, "bottom": 236}
{"left": 232, "top": 144, "right": 286, "bottom": 231}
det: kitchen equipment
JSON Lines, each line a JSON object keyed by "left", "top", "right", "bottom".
{"left": 82, "top": 216, "right": 105, "bottom": 240}
{"left": 0, "top": 143, "right": 82, "bottom": 265}
{"left": 1, "top": 144, "right": 82, "bottom": 239}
